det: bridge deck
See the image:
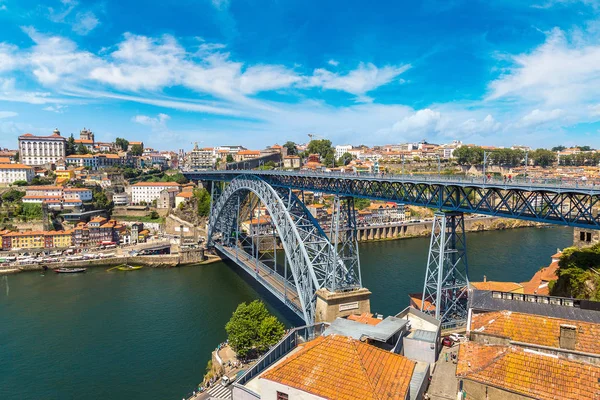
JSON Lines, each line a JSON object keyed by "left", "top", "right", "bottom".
{"left": 215, "top": 244, "right": 304, "bottom": 319}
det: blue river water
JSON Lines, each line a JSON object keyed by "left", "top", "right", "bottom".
{"left": 0, "top": 226, "right": 572, "bottom": 400}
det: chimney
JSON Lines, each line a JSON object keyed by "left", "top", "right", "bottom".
{"left": 483, "top": 275, "right": 487, "bottom": 282}
{"left": 559, "top": 324, "right": 577, "bottom": 350}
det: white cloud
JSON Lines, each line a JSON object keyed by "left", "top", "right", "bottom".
{"left": 459, "top": 114, "right": 501, "bottom": 135}
{"left": 518, "top": 109, "right": 564, "bottom": 127}
{"left": 488, "top": 28, "right": 600, "bottom": 106}
{"left": 0, "top": 43, "right": 18, "bottom": 73}
{"left": 132, "top": 113, "right": 170, "bottom": 129}
{"left": 0, "top": 111, "right": 17, "bottom": 118}
{"left": 308, "top": 62, "right": 411, "bottom": 97}
{"left": 392, "top": 108, "right": 441, "bottom": 136}
{"left": 211, "top": 0, "right": 230, "bottom": 10}
{"left": 0, "top": 5, "right": 7, "bottom": 11}
{"left": 43, "top": 104, "right": 68, "bottom": 113}
{"left": 73, "top": 11, "right": 99, "bottom": 35}
{"left": 328, "top": 59, "right": 339, "bottom": 67}
{"left": 48, "top": 0, "right": 78, "bottom": 23}
{"left": 239, "top": 65, "right": 301, "bottom": 94}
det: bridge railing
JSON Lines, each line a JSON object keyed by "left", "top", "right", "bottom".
{"left": 189, "top": 168, "right": 600, "bottom": 193}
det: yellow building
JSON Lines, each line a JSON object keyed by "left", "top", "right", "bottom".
{"left": 46, "top": 230, "right": 73, "bottom": 248}
{"left": 55, "top": 170, "right": 75, "bottom": 181}
{"left": 2, "top": 231, "right": 45, "bottom": 250}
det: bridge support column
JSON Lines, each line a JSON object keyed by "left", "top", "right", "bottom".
{"left": 420, "top": 211, "right": 470, "bottom": 329}
{"left": 314, "top": 288, "right": 372, "bottom": 323}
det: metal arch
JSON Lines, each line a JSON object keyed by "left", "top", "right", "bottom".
{"left": 207, "top": 175, "right": 361, "bottom": 324}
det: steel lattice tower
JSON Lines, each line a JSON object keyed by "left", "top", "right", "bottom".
{"left": 421, "top": 211, "right": 470, "bottom": 328}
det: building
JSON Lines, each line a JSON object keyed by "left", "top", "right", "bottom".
{"left": 255, "top": 335, "right": 416, "bottom": 400}
{"left": 187, "top": 143, "right": 215, "bottom": 170}
{"left": 127, "top": 141, "right": 144, "bottom": 151}
{"left": 0, "top": 163, "right": 34, "bottom": 184}
{"left": 131, "top": 182, "right": 181, "bottom": 204}
{"left": 25, "top": 186, "right": 64, "bottom": 197}
{"left": 55, "top": 170, "right": 75, "bottom": 181}
{"left": 158, "top": 188, "right": 180, "bottom": 209}
{"left": 72, "top": 217, "right": 122, "bottom": 247}
{"left": 19, "top": 129, "right": 67, "bottom": 166}
{"left": 234, "top": 150, "right": 261, "bottom": 162}
{"left": 63, "top": 188, "right": 93, "bottom": 202}
{"left": 282, "top": 155, "right": 301, "bottom": 169}
{"left": 240, "top": 216, "right": 273, "bottom": 235}
{"left": 112, "top": 193, "right": 129, "bottom": 206}
{"left": 335, "top": 144, "right": 353, "bottom": 159}
{"left": 175, "top": 191, "right": 193, "bottom": 208}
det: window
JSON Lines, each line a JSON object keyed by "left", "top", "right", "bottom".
{"left": 580, "top": 231, "right": 586, "bottom": 241}
{"left": 276, "top": 392, "right": 288, "bottom": 400}
{"left": 587, "top": 232, "right": 592, "bottom": 242}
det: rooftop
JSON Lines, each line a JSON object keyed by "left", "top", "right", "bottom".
{"left": 0, "top": 163, "right": 32, "bottom": 169}
{"left": 260, "top": 335, "right": 415, "bottom": 400}
{"left": 456, "top": 342, "right": 600, "bottom": 400}
{"left": 324, "top": 315, "right": 408, "bottom": 342}
{"left": 132, "top": 182, "right": 181, "bottom": 187}
{"left": 471, "top": 309, "right": 600, "bottom": 354}
{"left": 470, "top": 281, "right": 523, "bottom": 292}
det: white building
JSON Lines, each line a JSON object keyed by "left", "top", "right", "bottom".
{"left": 131, "top": 182, "right": 181, "bottom": 204}
{"left": 0, "top": 164, "right": 34, "bottom": 184}
{"left": 187, "top": 143, "right": 215, "bottom": 170}
{"left": 112, "top": 193, "right": 129, "bottom": 206}
{"left": 63, "top": 188, "right": 93, "bottom": 202}
{"left": 19, "top": 129, "right": 67, "bottom": 166}
{"left": 335, "top": 144, "right": 353, "bottom": 159}
{"left": 26, "top": 186, "right": 64, "bottom": 197}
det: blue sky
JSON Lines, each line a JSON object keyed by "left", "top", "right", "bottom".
{"left": 1, "top": 0, "right": 600, "bottom": 150}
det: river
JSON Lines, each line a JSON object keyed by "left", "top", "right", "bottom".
{"left": 0, "top": 226, "right": 573, "bottom": 400}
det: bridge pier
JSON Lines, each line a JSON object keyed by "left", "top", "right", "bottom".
{"left": 421, "top": 211, "right": 470, "bottom": 329}
{"left": 314, "top": 287, "right": 372, "bottom": 323}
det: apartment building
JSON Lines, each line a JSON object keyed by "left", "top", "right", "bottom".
{"left": 131, "top": 182, "right": 181, "bottom": 204}
{"left": 63, "top": 188, "right": 93, "bottom": 202}
{"left": 0, "top": 163, "right": 34, "bottom": 184}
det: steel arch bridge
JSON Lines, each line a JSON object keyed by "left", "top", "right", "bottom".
{"left": 207, "top": 175, "right": 361, "bottom": 324}
{"left": 185, "top": 170, "right": 600, "bottom": 229}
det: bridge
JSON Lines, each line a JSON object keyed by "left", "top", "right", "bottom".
{"left": 184, "top": 169, "right": 600, "bottom": 328}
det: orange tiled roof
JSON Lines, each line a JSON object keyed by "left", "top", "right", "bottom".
{"left": 347, "top": 313, "right": 382, "bottom": 326}
{"left": 237, "top": 150, "right": 261, "bottom": 155}
{"left": 176, "top": 192, "right": 194, "bottom": 198}
{"left": 456, "top": 342, "right": 600, "bottom": 400}
{"left": 470, "top": 310, "right": 600, "bottom": 354}
{"left": 0, "top": 163, "right": 32, "bottom": 169}
{"left": 521, "top": 261, "right": 559, "bottom": 295}
{"left": 471, "top": 281, "right": 523, "bottom": 292}
{"left": 260, "top": 335, "right": 415, "bottom": 400}
{"left": 409, "top": 293, "right": 436, "bottom": 312}
{"left": 132, "top": 182, "right": 180, "bottom": 187}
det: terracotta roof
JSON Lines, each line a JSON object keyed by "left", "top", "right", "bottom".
{"left": 0, "top": 163, "right": 32, "bottom": 169}
{"left": 347, "top": 313, "right": 382, "bottom": 326}
{"left": 129, "top": 141, "right": 143, "bottom": 145}
{"left": 89, "top": 217, "right": 108, "bottom": 223}
{"left": 409, "top": 293, "right": 435, "bottom": 312}
{"left": 0, "top": 157, "right": 11, "bottom": 163}
{"left": 23, "top": 195, "right": 62, "bottom": 200}
{"left": 63, "top": 188, "right": 91, "bottom": 192}
{"left": 132, "top": 182, "right": 181, "bottom": 187}
{"left": 521, "top": 261, "right": 559, "bottom": 295}
{"left": 237, "top": 150, "right": 261, "bottom": 155}
{"left": 456, "top": 342, "right": 600, "bottom": 400}
{"left": 470, "top": 310, "right": 600, "bottom": 354}
{"left": 74, "top": 139, "right": 94, "bottom": 144}
{"left": 26, "top": 186, "right": 62, "bottom": 190}
{"left": 242, "top": 216, "right": 271, "bottom": 225}
{"left": 176, "top": 192, "right": 194, "bottom": 198}
{"left": 261, "top": 335, "right": 415, "bottom": 400}
{"left": 470, "top": 281, "right": 523, "bottom": 292}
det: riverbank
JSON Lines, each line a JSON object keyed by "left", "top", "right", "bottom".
{"left": 357, "top": 216, "right": 545, "bottom": 242}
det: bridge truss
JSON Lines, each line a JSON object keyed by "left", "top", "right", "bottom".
{"left": 207, "top": 175, "right": 362, "bottom": 324}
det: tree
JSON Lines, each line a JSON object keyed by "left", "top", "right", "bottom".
{"left": 578, "top": 145, "right": 593, "bottom": 152}
{"left": 11, "top": 180, "right": 27, "bottom": 187}
{"left": 452, "top": 146, "right": 484, "bottom": 165}
{"left": 66, "top": 134, "right": 76, "bottom": 156}
{"left": 551, "top": 145, "right": 566, "bottom": 152}
{"left": 14, "top": 151, "right": 19, "bottom": 162}
{"left": 76, "top": 143, "right": 89, "bottom": 155}
{"left": 2, "top": 189, "right": 24, "bottom": 203}
{"left": 306, "top": 139, "right": 334, "bottom": 161}
{"left": 19, "top": 203, "right": 43, "bottom": 221}
{"left": 149, "top": 210, "right": 160, "bottom": 220}
{"left": 338, "top": 152, "right": 353, "bottom": 166}
{"left": 283, "top": 141, "right": 298, "bottom": 156}
{"left": 115, "top": 137, "right": 129, "bottom": 151}
{"left": 225, "top": 300, "right": 285, "bottom": 358}
{"left": 354, "top": 197, "right": 371, "bottom": 210}
{"left": 226, "top": 154, "right": 234, "bottom": 163}
{"left": 130, "top": 144, "right": 143, "bottom": 156}
{"left": 195, "top": 188, "right": 211, "bottom": 217}
{"left": 93, "top": 189, "right": 113, "bottom": 212}
{"left": 31, "top": 176, "right": 53, "bottom": 186}
{"left": 530, "top": 148, "right": 557, "bottom": 167}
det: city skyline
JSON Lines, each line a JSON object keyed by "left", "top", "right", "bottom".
{"left": 1, "top": 1, "right": 600, "bottom": 150}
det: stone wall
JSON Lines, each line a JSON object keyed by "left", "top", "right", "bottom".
{"left": 460, "top": 379, "right": 529, "bottom": 400}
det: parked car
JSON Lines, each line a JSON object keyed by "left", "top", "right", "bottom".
{"left": 442, "top": 336, "right": 454, "bottom": 347}
{"left": 221, "top": 375, "right": 232, "bottom": 387}
{"left": 449, "top": 333, "right": 468, "bottom": 343}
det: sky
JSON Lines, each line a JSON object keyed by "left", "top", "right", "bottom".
{"left": 1, "top": 0, "right": 600, "bottom": 150}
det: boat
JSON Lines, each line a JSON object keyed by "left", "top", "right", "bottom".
{"left": 54, "top": 268, "right": 87, "bottom": 274}
{"left": 116, "top": 264, "right": 143, "bottom": 271}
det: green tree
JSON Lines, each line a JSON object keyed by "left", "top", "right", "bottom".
{"left": 66, "top": 134, "right": 76, "bottom": 156}
{"left": 338, "top": 152, "right": 353, "bottom": 166}
{"left": 225, "top": 300, "right": 285, "bottom": 358}
{"left": 530, "top": 148, "right": 557, "bottom": 167}
{"left": 551, "top": 145, "right": 566, "bottom": 152}
{"left": 162, "top": 172, "right": 189, "bottom": 184}
{"left": 306, "top": 139, "right": 334, "bottom": 162}
{"left": 2, "top": 189, "right": 24, "bottom": 203}
{"left": 354, "top": 197, "right": 371, "bottom": 210}
{"left": 551, "top": 244, "right": 600, "bottom": 300}
{"left": 76, "top": 143, "right": 89, "bottom": 155}
{"left": 194, "top": 188, "right": 211, "bottom": 217}
{"left": 149, "top": 210, "right": 160, "bottom": 219}
{"left": 14, "top": 151, "right": 19, "bottom": 162}
{"left": 93, "top": 189, "right": 113, "bottom": 212}
{"left": 578, "top": 145, "right": 593, "bottom": 152}
{"left": 130, "top": 144, "right": 143, "bottom": 156}
{"left": 283, "top": 141, "right": 298, "bottom": 156}
{"left": 19, "top": 203, "right": 43, "bottom": 221}
{"left": 31, "top": 176, "right": 53, "bottom": 185}
{"left": 115, "top": 137, "right": 129, "bottom": 151}
{"left": 11, "top": 180, "right": 27, "bottom": 187}
{"left": 226, "top": 154, "right": 234, "bottom": 163}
